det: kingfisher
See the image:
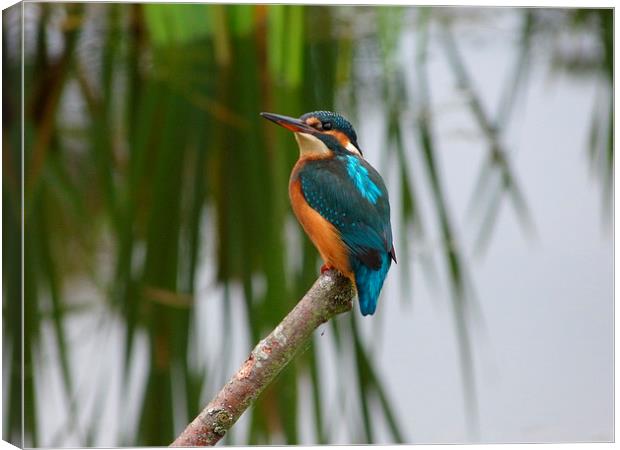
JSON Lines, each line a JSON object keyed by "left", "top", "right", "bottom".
{"left": 261, "top": 111, "right": 396, "bottom": 316}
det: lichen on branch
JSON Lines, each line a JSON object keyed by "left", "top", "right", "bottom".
{"left": 171, "top": 270, "right": 354, "bottom": 447}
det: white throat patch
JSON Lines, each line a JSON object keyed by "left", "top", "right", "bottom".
{"left": 294, "top": 132, "right": 330, "bottom": 157}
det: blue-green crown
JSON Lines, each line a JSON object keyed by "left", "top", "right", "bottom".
{"left": 300, "top": 111, "right": 360, "bottom": 152}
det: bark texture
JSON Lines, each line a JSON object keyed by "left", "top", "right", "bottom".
{"left": 171, "top": 270, "right": 354, "bottom": 446}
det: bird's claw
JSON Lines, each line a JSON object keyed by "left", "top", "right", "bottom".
{"left": 320, "top": 263, "right": 333, "bottom": 274}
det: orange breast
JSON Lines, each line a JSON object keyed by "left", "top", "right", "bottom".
{"left": 289, "top": 169, "right": 353, "bottom": 280}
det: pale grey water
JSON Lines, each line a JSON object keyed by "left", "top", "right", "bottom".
{"left": 33, "top": 8, "right": 612, "bottom": 446}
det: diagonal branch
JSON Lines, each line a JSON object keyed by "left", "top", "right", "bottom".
{"left": 171, "top": 270, "right": 355, "bottom": 447}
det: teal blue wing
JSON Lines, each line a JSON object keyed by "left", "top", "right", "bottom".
{"left": 298, "top": 156, "right": 395, "bottom": 315}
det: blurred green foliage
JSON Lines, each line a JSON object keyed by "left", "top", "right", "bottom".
{"left": 2, "top": 4, "right": 612, "bottom": 446}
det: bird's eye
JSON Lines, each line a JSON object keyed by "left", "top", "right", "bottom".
{"left": 322, "top": 121, "right": 332, "bottom": 130}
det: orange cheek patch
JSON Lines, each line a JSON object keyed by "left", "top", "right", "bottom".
{"left": 305, "top": 117, "right": 321, "bottom": 127}
{"left": 325, "top": 130, "right": 350, "bottom": 148}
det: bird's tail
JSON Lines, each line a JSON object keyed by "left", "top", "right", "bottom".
{"left": 353, "top": 253, "right": 391, "bottom": 316}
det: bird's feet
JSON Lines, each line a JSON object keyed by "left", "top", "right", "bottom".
{"left": 320, "top": 263, "right": 334, "bottom": 274}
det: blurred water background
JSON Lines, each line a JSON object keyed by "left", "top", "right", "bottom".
{"left": 2, "top": 4, "right": 613, "bottom": 446}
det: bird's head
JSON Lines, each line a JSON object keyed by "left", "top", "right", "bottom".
{"left": 261, "top": 110, "right": 363, "bottom": 158}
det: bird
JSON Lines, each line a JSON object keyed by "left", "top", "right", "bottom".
{"left": 260, "top": 110, "right": 396, "bottom": 316}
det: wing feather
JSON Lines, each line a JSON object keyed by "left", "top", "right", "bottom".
{"left": 297, "top": 157, "right": 393, "bottom": 269}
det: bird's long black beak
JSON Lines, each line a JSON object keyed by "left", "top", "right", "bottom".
{"left": 260, "top": 112, "right": 315, "bottom": 134}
